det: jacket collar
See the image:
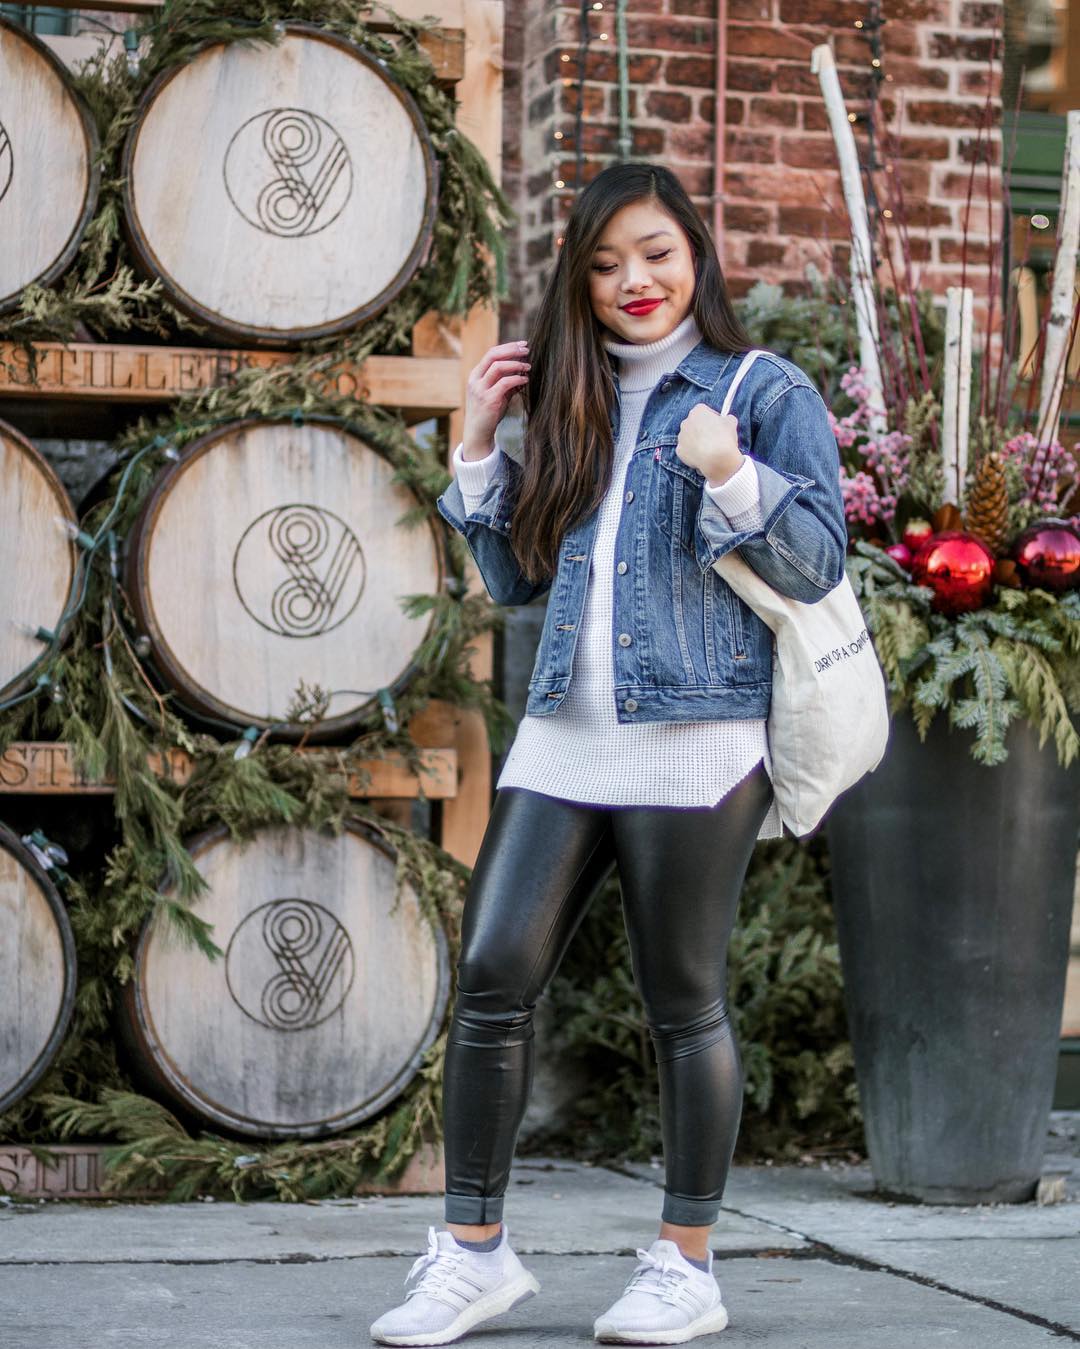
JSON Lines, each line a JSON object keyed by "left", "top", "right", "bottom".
{"left": 674, "top": 340, "right": 736, "bottom": 390}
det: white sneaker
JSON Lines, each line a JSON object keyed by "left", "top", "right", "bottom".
{"left": 593, "top": 1238, "right": 730, "bottom": 1344}
{"left": 369, "top": 1223, "right": 540, "bottom": 1346}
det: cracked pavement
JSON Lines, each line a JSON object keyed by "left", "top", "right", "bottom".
{"left": 0, "top": 1115, "right": 1077, "bottom": 1348}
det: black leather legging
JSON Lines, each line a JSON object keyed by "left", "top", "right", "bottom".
{"left": 442, "top": 761, "right": 774, "bottom": 1228}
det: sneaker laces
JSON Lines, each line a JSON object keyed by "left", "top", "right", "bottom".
{"left": 403, "top": 1227, "right": 468, "bottom": 1303}
{"left": 625, "top": 1247, "right": 692, "bottom": 1307}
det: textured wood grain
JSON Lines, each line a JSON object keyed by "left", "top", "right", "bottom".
{"left": 0, "top": 743, "right": 457, "bottom": 798}
{"left": 0, "top": 343, "right": 461, "bottom": 418}
{"left": 439, "top": 0, "right": 504, "bottom": 867}
{"left": 127, "top": 823, "right": 449, "bottom": 1137}
{"left": 126, "top": 419, "right": 443, "bottom": 740}
{"left": 0, "top": 19, "right": 97, "bottom": 309}
{"left": 0, "top": 421, "right": 77, "bottom": 700}
{"left": 0, "top": 827, "right": 76, "bottom": 1113}
{"left": 123, "top": 26, "right": 436, "bottom": 343}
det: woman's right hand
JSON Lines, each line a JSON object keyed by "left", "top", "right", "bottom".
{"left": 461, "top": 340, "right": 530, "bottom": 460}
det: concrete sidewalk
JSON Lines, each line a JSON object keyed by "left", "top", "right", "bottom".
{"left": 1, "top": 1114, "right": 1076, "bottom": 1349}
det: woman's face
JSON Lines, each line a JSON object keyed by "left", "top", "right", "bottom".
{"left": 587, "top": 199, "right": 697, "bottom": 344}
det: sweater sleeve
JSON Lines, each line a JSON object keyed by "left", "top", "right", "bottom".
{"left": 703, "top": 455, "right": 763, "bottom": 532}
{"left": 451, "top": 441, "right": 503, "bottom": 513}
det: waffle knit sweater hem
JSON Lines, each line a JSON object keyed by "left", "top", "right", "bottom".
{"left": 452, "top": 313, "right": 783, "bottom": 836}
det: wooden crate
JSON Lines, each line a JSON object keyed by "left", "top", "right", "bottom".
{"left": 0, "top": 0, "right": 506, "bottom": 867}
{"left": 0, "top": 1140, "right": 444, "bottom": 1199}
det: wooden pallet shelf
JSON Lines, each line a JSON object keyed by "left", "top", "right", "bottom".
{"left": 0, "top": 342, "right": 462, "bottom": 420}
{"left": 0, "top": 1140, "right": 444, "bottom": 1199}
{"left": 0, "top": 742, "right": 457, "bottom": 799}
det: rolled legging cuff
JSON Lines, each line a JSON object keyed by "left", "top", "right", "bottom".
{"left": 661, "top": 1192, "right": 721, "bottom": 1227}
{"left": 445, "top": 1193, "right": 505, "bottom": 1225}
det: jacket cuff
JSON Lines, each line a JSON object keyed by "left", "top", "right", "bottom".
{"left": 697, "top": 457, "right": 813, "bottom": 565}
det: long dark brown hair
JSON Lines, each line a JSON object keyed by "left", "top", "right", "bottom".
{"left": 511, "top": 162, "right": 752, "bottom": 584}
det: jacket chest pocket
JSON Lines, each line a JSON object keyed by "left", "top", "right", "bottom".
{"left": 651, "top": 456, "right": 703, "bottom": 557}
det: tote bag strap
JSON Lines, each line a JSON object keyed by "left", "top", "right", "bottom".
{"left": 719, "top": 348, "right": 768, "bottom": 417}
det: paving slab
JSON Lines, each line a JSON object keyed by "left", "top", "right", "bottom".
{"left": 0, "top": 1160, "right": 803, "bottom": 1266}
{"left": 0, "top": 1252, "right": 1073, "bottom": 1349}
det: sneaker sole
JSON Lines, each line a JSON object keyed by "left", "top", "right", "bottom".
{"left": 593, "top": 1301, "right": 730, "bottom": 1345}
{"left": 371, "top": 1271, "right": 541, "bottom": 1346}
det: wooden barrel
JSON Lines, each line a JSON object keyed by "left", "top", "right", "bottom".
{"left": 0, "top": 17, "right": 100, "bottom": 312}
{"left": 121, "top": 22, "right": 438, "bottom": 346}
{"left": 0, "top": 418, "right": 78, "bottom": 701}
{"left": 124, "top": 417, "right": 443, "bottom": 740}
{"left": 0, "top": 823, "right": 77, "bottom": 1113}
{"left": 121, "top": 821, "right": 450, "bottom": 1138}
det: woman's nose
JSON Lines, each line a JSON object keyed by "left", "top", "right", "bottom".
{"left": 621, "top": 268, "right": 652, "bottom": 292}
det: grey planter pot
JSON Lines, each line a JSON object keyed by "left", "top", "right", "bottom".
{"left": 825, "top": 713, "right": 1080, "bottom": 1203}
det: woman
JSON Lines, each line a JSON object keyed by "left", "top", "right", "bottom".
{"left": 370, "top": 162, "right": 846, "bottom": 1347}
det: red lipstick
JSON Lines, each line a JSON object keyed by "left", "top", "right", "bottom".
{"left": 620, "top": 298, "right": 663, "bottom": 316}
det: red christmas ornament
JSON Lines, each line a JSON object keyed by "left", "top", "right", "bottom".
{"left": 902, "top": 519, "right": 934, "bottom": 554}
{"left": 911, "top": 531, "right": 996, "bottom": 616}
{"left": 1011, "top": 521, "right": 1080, "bottom": 593}
{"left": 885, "top": 542, "right": 913, "bottom": 570}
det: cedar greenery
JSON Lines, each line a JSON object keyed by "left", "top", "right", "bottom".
{"left": 848, "top": 541, "right": 1080, "bottom": 767}
{"left": 0, "top": 363, "right": 506, "bottom": 1184}
{"left": 0, "top": 0, "right": 511, "bottom": 346}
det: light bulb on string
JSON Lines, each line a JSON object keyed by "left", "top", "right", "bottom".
{"left": 123, "top": 29, "right": 140, "bottom": 76}
{"left": 233, "top": 726, "right": 259, "bottom": 761}
{"left": 53, "top": 517, "right": 96, "bottom": 551}
{"left": 11, "top": 619, "right": 57, "bottom": 645}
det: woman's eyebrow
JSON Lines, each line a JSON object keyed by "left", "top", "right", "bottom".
{"left": 593, "top": 230, "right": 676, "bottom": 252}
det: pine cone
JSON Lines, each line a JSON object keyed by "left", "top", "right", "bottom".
{"left": 965, "top": 452, "right": 1010, "bottom": 556}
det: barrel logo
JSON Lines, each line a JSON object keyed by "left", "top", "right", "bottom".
{"left": 233, "top": 503, "right": 365, "bottom": 638}
{"left": 223, "top": 108, "right": 352, "bottom": 238}
{"left": 0, "top": 122, "right": 12, "bottom": 204}
{"left": 226, "top": 898, "right": 355, "bottom": 1032}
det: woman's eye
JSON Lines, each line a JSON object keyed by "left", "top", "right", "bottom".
{"left": 591, "top": 251, "right": 672, "bottom": 274}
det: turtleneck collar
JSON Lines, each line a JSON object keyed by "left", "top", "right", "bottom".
{"left": 601, "top": 311, "right": 703, "bottom": 393}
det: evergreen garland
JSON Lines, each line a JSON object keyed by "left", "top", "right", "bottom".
{"left": 0, "top": 1, "right": 512, "bottom": 345}
{"left": 848, "top": 542, "right": 1080, "bottom": 766}
{"left": 0, "top": 361, "right": 510, "bottom": 1185}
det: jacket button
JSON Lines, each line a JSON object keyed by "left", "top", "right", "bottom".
{"left": 624, "top": 698, "right": 638, "bottom": 713}
{"left": 616, "top": 561, "right": 628, "bottom": 574}
{"left": 639, "top": 429, "right": 648, "bottom": 442}
{"left": 624, "top": 489, "right": 634, "bottom": 503}
{"left": 617, "top": 632, "right": 632, "bottom": 647}
{"left": 660, "top": 380, "right": 672, "bottom": 393}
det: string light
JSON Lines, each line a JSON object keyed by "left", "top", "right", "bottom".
{"left": 555, "top": 178, "right": 566, "bottom": 188}
{"left": 554, "top": 130, "right": 564, "bottom": 140}
{"left": 232, "top": 726, "right": 259, "bottom": 761}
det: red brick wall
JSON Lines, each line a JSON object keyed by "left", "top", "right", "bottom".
{"left": 500, "top": 0, "right": 1004, "bottom": 335}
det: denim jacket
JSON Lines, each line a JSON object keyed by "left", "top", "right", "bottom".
{"left": 435, "top": 341, "right": 847, "bottom": 723}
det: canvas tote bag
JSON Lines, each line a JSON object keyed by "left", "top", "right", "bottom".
{"left": 710, "top": 350, "right": 889, "bottom": 837}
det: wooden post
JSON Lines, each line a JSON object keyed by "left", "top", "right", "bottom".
{"left": 942, "top": 286, "right": 974, "bottom": 506}
{"left": 1037, "top": 110, "right": 1080, "bottom": 448}
{"left": 811, "top": 43, "right": 887, "bottom": 435}
{"left": 438, "top": 0, "right": 505, "bottom": 870}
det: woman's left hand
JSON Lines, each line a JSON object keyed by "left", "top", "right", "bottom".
{"left": 675, "top": 405, "right": 743, "bottom": 487}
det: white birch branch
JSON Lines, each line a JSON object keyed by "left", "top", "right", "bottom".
{"left": 1037, "top": 109, "right": 1080, "bottom": 447}
{"left": 942, "top": 286, "right": 973, "bottom": 505}
{"left": 811, "top": 42, "right": 886, "bottom": 435}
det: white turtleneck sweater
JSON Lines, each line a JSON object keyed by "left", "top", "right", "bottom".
{"left": 451, "top": 312, "right": 783, "bottom": 836}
